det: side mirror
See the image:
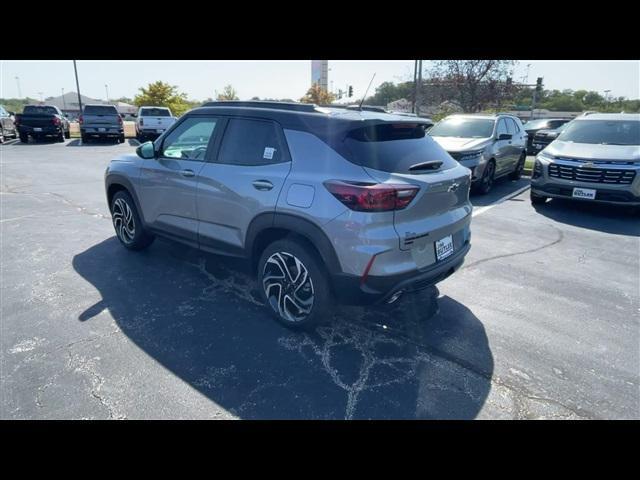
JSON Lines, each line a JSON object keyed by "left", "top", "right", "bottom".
{"left": 497, "top": 133, "right": 512, "bottom": 141}
{"left": 136, "top": 141, "right": 156, "bottom": 159}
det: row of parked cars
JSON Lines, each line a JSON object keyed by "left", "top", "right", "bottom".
{"left": 0, "top": 103, "right": 177, "bottom": 144}
{"left": 427, "top": 112, "right": 639, "bottom": 209}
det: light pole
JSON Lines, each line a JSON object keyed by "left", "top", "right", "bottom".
{"left": 15, "top": 77, "right": 22, "bottom": 98}
{"left": 105, "top": 84, "right": 110, "bottom": 103}
{"left": 62, "top": 88, "right": 66, "bottom": 111}
{"left": 525, "top": 63, "right": 531, "bottom": 84}
{"left": 73, "top": 61, "right": 84, "bottom": 140}
{"left": 604, "top": 90, "right": 611, "bottom": 103}
{"left": 38, "top": 92, "right": 44, "bottom": 102}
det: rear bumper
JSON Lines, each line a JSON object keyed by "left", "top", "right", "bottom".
{"left": 331, "top": 240, "right": 471, "bottom": 305}
{"left": 18, "top": 125, "right": 62, "bottom": 135}
{"left": 82, "top": 127, "right": 123, "bottom": 137}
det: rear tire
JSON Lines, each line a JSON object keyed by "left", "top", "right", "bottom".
{"left": 530, "top": 190, "right": 547, "bottom": 205}
{"left": 19, "top": 133, "right": 28, "bottom": 143}
{"left": 473, "top": 160, "right": 495, "bottom": 195}
{"left": 119, "top": 134, "right": 125, "bottom": 144}
{"left": 257, "top": 237, "right": 332, "bottom": 329}
{"left": 57, "top": 129, "right": 65, "bottom": 142}
{"left": 64, "top": 129, "right": 71, "bottom": 139}
{"left": 509, "top": 152, "right": 526, "bottom": 180}
{"left": 110, "top": 190, "right": 155, "bottom": 250}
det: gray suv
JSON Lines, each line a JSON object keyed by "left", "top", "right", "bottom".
{"left": 429, "top": 114, "right": 528, "bottom": 194}
{"left": 531, "top": 113, "right": 640, "bottom": 208}
{"left": 104, "top": 101, "right": 473, "bottom": 328}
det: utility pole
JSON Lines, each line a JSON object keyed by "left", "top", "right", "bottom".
{"left": 62, "top": 88, "right": 66, "bottom": 111}
{"left": 531, "top": 77, "right": 543, "bottom": 121}
{"left": 412, "top": 60, "right": 418, "bottom": 113}
{"left": 15, "top": 77, "right": 22, "bottom": 98}
{"left": 105, "top": 84, "right": 110, "bottom": 103}
{"left": 73, "top": 61, "right": 83, "bottom": 117}
{"left": 415, "top": 60, "right": 423, "bottom": 117}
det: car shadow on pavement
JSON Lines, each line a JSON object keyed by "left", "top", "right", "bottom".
{"left": 66, "top": 139, "right": 122, "bottom": 147}
{"left": 533, "top": 199, "right": 640, "bottom": 236}
{"left": 72, "top": 237, "right": 494, "bottom": 419}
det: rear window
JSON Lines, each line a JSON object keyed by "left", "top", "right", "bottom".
{"left": 83, "top": 105, "right": 118, "bottom": 115}
{"left": 428, "top": 117, "right": 495, "bottom": 138}
{"left": 140, "top": 108, "right": 172, "bottom": 117}
{"left": 24, "top": 105, "right": 58, "bottom": 115}
{"left": 343, "top": 123, "right": 458, "bottom": 174}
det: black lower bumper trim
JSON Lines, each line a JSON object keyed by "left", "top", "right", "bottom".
{"left": 331, "top": 241, "right": 471, "bottom": 305}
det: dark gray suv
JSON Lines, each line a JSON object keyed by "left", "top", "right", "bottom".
{"left": 104, "top": 101, "right": 473, "bottom": 328}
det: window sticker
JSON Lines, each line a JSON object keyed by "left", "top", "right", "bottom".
{"left": 263, "top": 147, "right": 276, "bottom": 160}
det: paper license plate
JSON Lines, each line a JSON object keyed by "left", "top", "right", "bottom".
{"left": 435, "top": 235, "right": 454, "bottom": 261}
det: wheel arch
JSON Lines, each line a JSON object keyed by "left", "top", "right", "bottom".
{"left": 105, "top": 175, "right": 145, "bottom": 223}
{"left": 246, "top": 212, "right": 342, "bottom": 277}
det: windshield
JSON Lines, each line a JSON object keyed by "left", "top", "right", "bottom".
{"left": 428, "top": 118, "right": 495, "bottom": 138}
{"left": 24, "top": 106, "right": 58, "bottom": 115}
{"left": 141, "top": 108, "right": 171, "bottom": 117}
{"left": 557, "top": 120, "right": 640, "bottom": 146}
{"left": 84, "top": 105, "right": 118, "bottom": 115}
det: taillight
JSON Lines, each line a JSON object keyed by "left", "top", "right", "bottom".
{"left": 79, "top": 115, "right": 83, "bottom": 124}
{"left": 324, "top": 180, "right": 419, "bottom": 212}
{"left": 117, "top": 115, "right": 123, "bottom": 124}
{"left": 139, "top": 118, "right": 144, "bottom": 126}
{"left": 52, "top": 117, "right": 61, "bottom": 126}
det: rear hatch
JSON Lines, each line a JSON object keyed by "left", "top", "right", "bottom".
{"left": 83, "top": 105, "right": 120, "bottom": 126}
{"left": 341, "top": 122, "right": 471, "bottom": 250}
{"left": 139, "top": 107, "right": 175, "bottom": 131}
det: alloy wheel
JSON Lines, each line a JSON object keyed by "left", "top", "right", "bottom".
{"left": 112, "top": 198, "right": 136, "bottom": 244}
{"left": 262, "top": 251, "right": 314, "bottom": 323}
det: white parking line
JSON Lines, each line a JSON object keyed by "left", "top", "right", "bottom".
{"left": 472, "top": 184, "right": 531, "bottom": 217}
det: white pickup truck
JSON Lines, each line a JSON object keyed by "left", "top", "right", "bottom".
{"left": 135, "top": 106, "right": 177, "bottom": 141}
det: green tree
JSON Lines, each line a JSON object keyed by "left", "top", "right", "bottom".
{"left": 216, "top": 85, "right": 239, "bottom": 101}
{"left": 133, "top": 81, "right": 191, "bottom": 116}
{"left": 299, "top": 84, "right": 336, "bottom": 104}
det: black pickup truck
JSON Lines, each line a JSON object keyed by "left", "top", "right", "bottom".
{"left": 15, "top": 105, "right": 71, "bottom": 143}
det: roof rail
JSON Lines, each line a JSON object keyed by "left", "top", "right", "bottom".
{"left": 201, "top": 100, "right": 318, "bottom": 113}
{"left": 346, "top": 105, "right": 387, "bottom": 113}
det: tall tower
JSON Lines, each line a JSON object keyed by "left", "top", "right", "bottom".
{"left": 311, "top": 60, "right": 329, "bottom": 91}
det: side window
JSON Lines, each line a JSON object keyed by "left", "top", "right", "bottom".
{"left": 217, "top": 118, "right": 288, "bottom": 166}
{"left": 505, "top": 118, "right": 516, "bottom": 135}
{"left": 510, "top": 118, "right": 521, "bottom": 133}
{"left": 496, "top": 119, "right": 508, "bottom": 137}
{"left": 161, "top": 117, "right": 217, "bottom": 161}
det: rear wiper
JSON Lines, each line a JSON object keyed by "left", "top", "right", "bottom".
{"left": 409, "top": 160, "right": 443, "bottom": 171}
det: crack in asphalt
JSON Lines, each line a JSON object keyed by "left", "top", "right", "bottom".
{"left": 462, "top": 224, "right": 564, "bottom": 271}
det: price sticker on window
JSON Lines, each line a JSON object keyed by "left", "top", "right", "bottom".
{"left": 263, "top": 147, "right": 276, "bottom": 160}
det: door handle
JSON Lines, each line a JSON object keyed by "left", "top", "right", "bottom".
{"left": 181, "top": 169, "right": 195, "bottom": 177}
{"left": 252, "top": 180, "right": 274, "bottom": 191}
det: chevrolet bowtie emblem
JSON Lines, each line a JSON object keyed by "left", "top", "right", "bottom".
{"left": 448, "top": 182, "right": 460, "bottom": 192}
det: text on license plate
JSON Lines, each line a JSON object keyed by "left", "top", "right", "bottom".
{"left": 34, "top": 127, "right": 42, "bottom": 132}
{"left": 99, "top": 128, "right": 106, "bottom": 132}
{"left": 435, "top": 235, "right": 454, "bottom": 261}
{"left": 572, "top": 187, "right": 596, "bottom": 200}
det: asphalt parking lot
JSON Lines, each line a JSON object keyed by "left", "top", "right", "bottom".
{"left": 1, "top": 138, "right": 638, "bottom": 419}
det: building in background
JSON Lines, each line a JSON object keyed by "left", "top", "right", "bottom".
{"left": 31, "top": 92, "right": 137, "bottom": 120}
{"left": 311, "top": 60, "right": 328, "bottom": 91}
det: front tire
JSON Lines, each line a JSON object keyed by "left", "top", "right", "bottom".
{"left": 509, "top": 152, "right": 526, "bottom": 180}
{"left": 474, "top": 160, "right": 495, "bottom": 195}
{"left": 110, "top": 190, "right": 155, "bottom": 250}
{"left": 530, "top": 190, "right": 547, "bottom": 205}
{"left": 258, "top": 238, "right": 332, "bottom": 329}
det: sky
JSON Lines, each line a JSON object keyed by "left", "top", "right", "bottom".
{"left": 1, "top": 60, "right": 639, "bottom": 103}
